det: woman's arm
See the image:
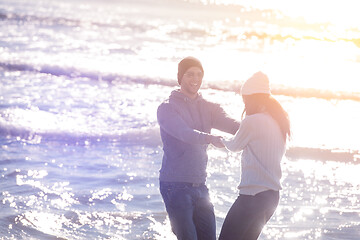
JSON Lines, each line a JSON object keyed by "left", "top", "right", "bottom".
{"left": 222, "top": 117, "right": 252, "bottom": 152}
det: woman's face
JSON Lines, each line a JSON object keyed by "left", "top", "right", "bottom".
{"left": 242, "top": 95, "right": 259, "bottom": 115}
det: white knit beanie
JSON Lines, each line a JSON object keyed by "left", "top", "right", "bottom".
{"left": 241, "top": 71, "right": 271, "bottom": 95}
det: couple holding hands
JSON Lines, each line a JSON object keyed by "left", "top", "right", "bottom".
{"left": 157, "top": 56, "right": 290, "bottom": 240}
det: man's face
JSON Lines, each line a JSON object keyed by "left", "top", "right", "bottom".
{"left": 180, "top": 66, "right": 203, "bottom": 96}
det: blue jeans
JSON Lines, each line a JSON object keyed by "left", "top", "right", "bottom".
{"left": 160, "top": 181, "right": 216, "bottom": 240}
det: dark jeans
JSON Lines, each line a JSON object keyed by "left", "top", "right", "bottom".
{"left": 160, "top": 181, "right": 216, "bottom": 240}
{"left": 219, "top": 190, "right": 279, "bottom": 240}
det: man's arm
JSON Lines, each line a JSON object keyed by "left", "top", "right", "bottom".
{"left": 158, "top": 103, "right": 223, "bottom": 146}
{"left": 212, "top": 104, "right": 240, "bottom": 135}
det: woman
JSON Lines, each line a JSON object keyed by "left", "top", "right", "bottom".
{"left": 219, "top": 72, "right": 290, "bottom": 240}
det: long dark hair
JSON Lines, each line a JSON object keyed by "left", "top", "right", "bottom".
{"left": 242, "top": 93, "right": 291, "bottom": 141}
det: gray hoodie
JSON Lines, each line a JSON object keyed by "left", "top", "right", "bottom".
{"left": 157, "top": 90, "right": 240, "bottom": 184}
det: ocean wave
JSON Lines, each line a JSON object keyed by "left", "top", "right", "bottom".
{"left": 0, "top": 121, "right": 162, "bottom": 147}
{"left": 0, "top": 10, "right": 151, "bottom": 32}
{"left": 0, "top": 62, "right": 176, "bottom": 86}
{"left": 0, "top": 121, "right": 359, "bottom": 163}
{"left": 285, "top": 147, "right": 360, "bottom": 163}
{"left": 0, "top": 10, "right": 82, "bottom": 27}
{"left": 3, "top": 6, "right": 360, "bottom": 50}
{"left": 1, "top": 61, "right": 359, "bottom": 102}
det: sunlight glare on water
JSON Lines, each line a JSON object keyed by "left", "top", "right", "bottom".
{"left": 199, "top": 0, "right": 360, "bottom": 28}
{"left": 282, "top": 97, "right": 360, "bottom": 150}
{"left": 1, "top": 0, "right": 360, "bottom": 239}
{"left": 205, "top": 147, "right": 360, "bottom": 239}
{"left": 276, "top": 158, "right": 360, "bottom": 239}
{"left": 174, "top": 0, "right": 360, "bottom": 93}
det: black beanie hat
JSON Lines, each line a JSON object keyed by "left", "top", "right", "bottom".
{"left": 177, "top": 56, "right": 204, "bottom": 85}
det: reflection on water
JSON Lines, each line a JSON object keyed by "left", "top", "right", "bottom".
{"left": 1, "top": 0, "right": 360, "bottom": 238}
{"left": 206, "top": 148, "right": 360, "bottom": 239}
{"left": 1, "top": 134, "right": 360, "bottom": 239}
{"left": 1, "top": 79, "right": 360, "bottom": 239}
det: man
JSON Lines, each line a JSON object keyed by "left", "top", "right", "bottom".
{"left": 157, "top": 56, "right": 240, "bottom": 240}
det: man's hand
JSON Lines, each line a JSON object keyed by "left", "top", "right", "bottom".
{"left": 209, "top": 135, "right": 225, "bottom": 148}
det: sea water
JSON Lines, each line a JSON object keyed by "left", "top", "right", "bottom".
{"left": 1, "top": 0, "right": 360, "bottom": 239}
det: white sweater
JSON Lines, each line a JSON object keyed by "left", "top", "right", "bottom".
{"left": 222, "top": 113, "right": 286, "bottom": 196}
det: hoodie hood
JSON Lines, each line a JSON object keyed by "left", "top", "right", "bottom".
{"left": 169, "top": 89, "right": 203, "bottom": 103}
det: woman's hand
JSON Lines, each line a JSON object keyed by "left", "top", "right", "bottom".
{"left": 208, "top": 135, "right": 225, "bottom": 148}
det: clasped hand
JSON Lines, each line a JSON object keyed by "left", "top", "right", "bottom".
{"left": 209, "top": 135, "right": 225, "bottom": 148}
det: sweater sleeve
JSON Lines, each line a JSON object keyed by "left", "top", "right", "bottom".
{"left": 222, "top": 117, "right": 252, "bottom": 152}
{"left": 211, "top": 103, "right": 240, "bottom": 135}
{"left": 157, "top": 103, "right": 211, "bottom": 145}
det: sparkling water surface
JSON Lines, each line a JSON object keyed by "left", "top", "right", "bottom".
{"left": 1, "top": 0, "right": 360, "bottom": 239}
